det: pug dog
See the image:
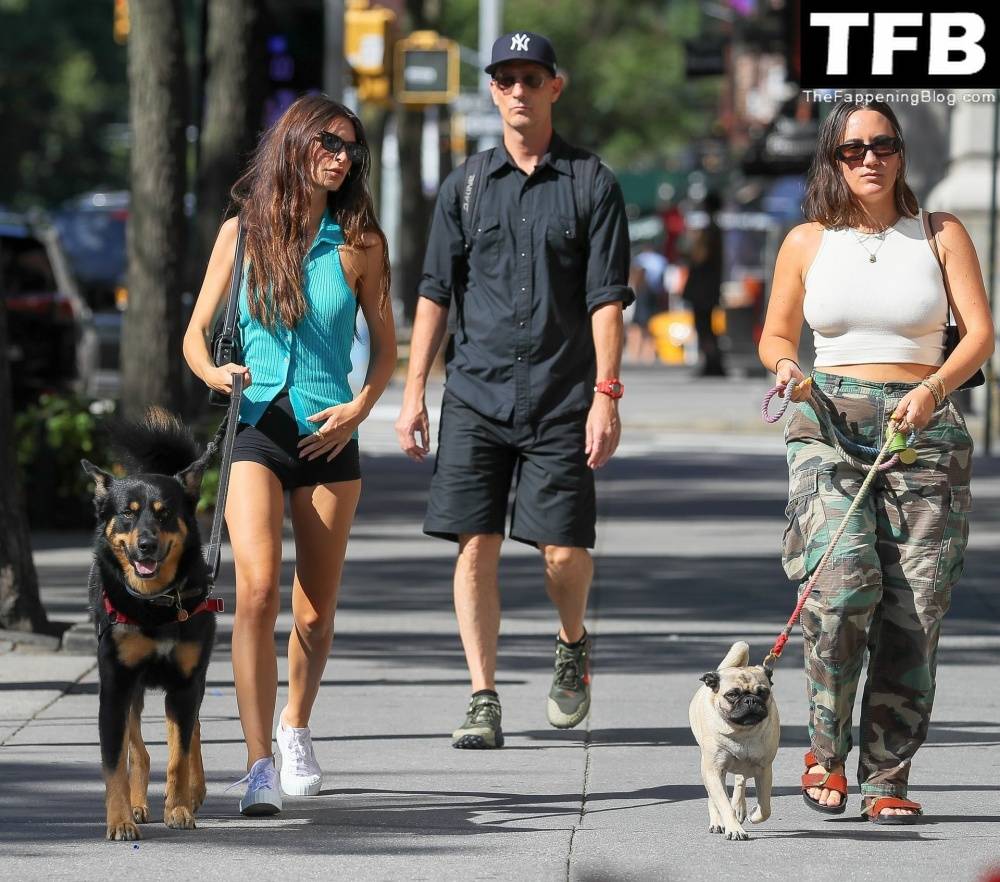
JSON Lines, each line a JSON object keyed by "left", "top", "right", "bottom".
{"left": 688, "top": 641, "right": 779, "bottom": 841}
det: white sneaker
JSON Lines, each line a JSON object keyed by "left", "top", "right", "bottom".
{"left": 233, "top": 756, "right": 282, "bottom": 816}
{"left": 275, "top": 715, "right": 323, "bottom": 796}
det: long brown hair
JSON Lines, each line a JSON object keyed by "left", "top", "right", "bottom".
{"left": 231, "top": 94, "right": 390, "bottom": 328}
{"left": 803, "top": 99, "right": 919, "bottom": 229}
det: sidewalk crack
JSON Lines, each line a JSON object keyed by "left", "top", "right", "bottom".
{"left": 567, "top": 497, "right": 606, "bottom": 882}
{"left": 0, "top": 659, "right": 97, "bottom": 747}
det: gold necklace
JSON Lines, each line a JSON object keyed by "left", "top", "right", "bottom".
{"left": 850, "top": 225, "right": 892, "bottom": 263}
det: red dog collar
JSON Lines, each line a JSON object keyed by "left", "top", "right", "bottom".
{"left": 103, "top": 592, "right": 224, "bottom": 627}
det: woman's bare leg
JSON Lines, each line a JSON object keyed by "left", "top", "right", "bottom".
{"left": 226, "top": 461, "right": 285, "bottom": 768}
{"left": 282, "top": 479, "right": 361, "bottom": 727}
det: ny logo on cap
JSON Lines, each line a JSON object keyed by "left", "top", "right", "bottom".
{"left": 510, "top": 33, "right": 530, "bottom": 52}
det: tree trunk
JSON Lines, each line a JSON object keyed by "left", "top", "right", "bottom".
{"left": 0, "top": 298, "right": 49, "bottom": 634}
{"left": 393, "top": 0, "right": 440, "bottom": 325}
{"left": 360, "top": 104, "right": 389, "bottom": 213}
{"left": 194, "top": 0, "right": 266, "bottom": 279}
{"left": 121, "top": 0, "right": 189, "bottom": 419}
{"left": 395, "top": 106, "right": 428, "bottom": 324}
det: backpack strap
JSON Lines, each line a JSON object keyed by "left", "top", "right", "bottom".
{"left": 449, "top": 149, "right": 492, "bottom": 339}
{"left": 571, "top": 153, "right": 602, "bottom": 232}
{"left": 459, "top": 148, "right": 494, "bottom": 251}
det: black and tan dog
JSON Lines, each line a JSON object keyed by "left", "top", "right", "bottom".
{"left": 82, "top": 408, "right": 222, "bottom": 841}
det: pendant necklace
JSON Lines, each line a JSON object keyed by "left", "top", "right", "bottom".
{"left": 851, "top": 225, "right": 892, "bottom": 263}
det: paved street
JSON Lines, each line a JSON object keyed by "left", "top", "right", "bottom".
{"left": 2, "top": 370, "right": 1000, "bottom": 880}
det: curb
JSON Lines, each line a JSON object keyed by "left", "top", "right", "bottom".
{"left": 0, "top": 628, "right": 62, "bottom": 652}
{"left": 60, "top": 622, "right": 97, "bottom": 655}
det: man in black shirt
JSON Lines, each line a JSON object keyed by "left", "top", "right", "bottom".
{"left": 395, "top": 31, "right": 632, "bottom": 749}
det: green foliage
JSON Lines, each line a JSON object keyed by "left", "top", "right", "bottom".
{"left": 14, "top": 394, "right": 224, "bottom": 527}
{"left": 439, "top": 0, "right": 722, "bottom": 170}
{"left": 0, "top": 0, "right": 129, "bottom": 208}
{"left": 198, "top": 462, "right": 220, "bottom": 515}
{"left": 14, "top": 393, "right": 115, "bottom": 529}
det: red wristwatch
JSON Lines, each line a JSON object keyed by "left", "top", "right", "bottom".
{"left": 594, "top": 378, "right": 624, "bottom": 399}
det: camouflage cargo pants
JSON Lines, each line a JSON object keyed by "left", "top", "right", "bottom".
{"left": 782, "top": 371, "right": 973, "bottom": 798}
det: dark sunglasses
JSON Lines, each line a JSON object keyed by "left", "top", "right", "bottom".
{"left": 492, "top": 72, "right": 548, "bottom": 91}
{"left": 316, "top": 131, "right": 367, "bottom": 165}
{"left": 834, "top": 136, "right": 902, "bottom": 162}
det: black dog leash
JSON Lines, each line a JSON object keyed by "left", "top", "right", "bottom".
{"left": 203, "top": 370, "right": 244, "bottom": 585}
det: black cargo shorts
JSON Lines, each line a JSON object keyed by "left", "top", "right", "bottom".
{"left": 423, "top": 391, "right": 596, "bottom": 548}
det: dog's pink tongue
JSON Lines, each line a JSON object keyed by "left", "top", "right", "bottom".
{"left": 134, "top": 560, "right": 157, "bottom": 576}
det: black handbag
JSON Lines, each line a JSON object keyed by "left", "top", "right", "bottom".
{"left": 209, "top": 219, "right": 248, "bottom": 407}
{"left": 944, "top": 320, "right": 986, "bottom": 390}
{"left": 925, "top": 211, "right": 986, "bottom": 390}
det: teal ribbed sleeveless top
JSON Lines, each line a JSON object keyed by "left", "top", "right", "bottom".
{"left": 237, "top": 210, "right": 357, "bottom": 436}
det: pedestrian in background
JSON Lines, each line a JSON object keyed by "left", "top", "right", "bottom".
{"left": 758, "top": 99, "right": 993, "bottom": 823}
{"left": 626, "top": 241, "right": 667, "bottom": 365}
{"left": 683, "top": 191, "right": 726, "bottom": 377}
{"left": 395, "top": 31, "right": 632, "bottom": 749}
{"left": 183, "top": 95, "right": 396, "bottom": 814}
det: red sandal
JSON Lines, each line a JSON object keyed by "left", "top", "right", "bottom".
{"left": 801, "top": 750, "right": 848, "bottom": 815}
{"left": 862, "top": 796, "right": 923, "bottom": 825}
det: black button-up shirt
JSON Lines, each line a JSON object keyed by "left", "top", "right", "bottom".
{"left": 419, "top": 133, "right": 633, "bottom": 423}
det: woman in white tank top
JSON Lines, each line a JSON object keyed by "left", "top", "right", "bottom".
{"left": 758, "top": 100, "right": 993, "bottom": 823}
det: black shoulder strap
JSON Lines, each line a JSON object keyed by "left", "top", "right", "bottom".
{"left": 459, "top": 149, "right": 493, "bottom": 251}
{"left": 220, "top": 219, "right": 247, "bottom": 342}
{"left": 203, "top": 218, "right": 247, "bottom": 583}
{"left": 922, "top": 208, "right": 955, "bottom": 322}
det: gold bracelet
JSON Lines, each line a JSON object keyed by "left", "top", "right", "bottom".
{"left": 929, "top": 372, "right": 947, "bottom": 401}
{"left": 922, "top": 376, "right": 944, "bottom": 407}
{"left": 920, "top": 378, "right": 943, "bottom": 407}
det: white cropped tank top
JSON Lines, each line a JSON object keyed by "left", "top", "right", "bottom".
{"left": 803, "top": 210, "right": 947, "bottom": 367}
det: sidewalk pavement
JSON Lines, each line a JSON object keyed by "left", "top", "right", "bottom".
{"left": 2, "top": 368, "right": 1000, "bottom": 880}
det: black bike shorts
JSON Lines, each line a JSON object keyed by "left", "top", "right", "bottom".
{"left": 424, "top": 391, "right": 596, "bottom": 548}
{"left": 232, "top": 391, "right": 361, "bottom": 490}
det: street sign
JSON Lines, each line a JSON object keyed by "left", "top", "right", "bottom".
{"left": 395, "top": 31, "right": 459, "bottom": 105}
{"left": 344, "top": 1, "right": 395, "bottom": 77}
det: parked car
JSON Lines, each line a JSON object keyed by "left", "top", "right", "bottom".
{"left": 52, "top": 191, "right": 129, "bottom": 371}
{"left": 1, "top": 210, "right": 98, "bottom": 405}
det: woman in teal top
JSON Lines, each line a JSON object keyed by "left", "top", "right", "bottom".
{"left": 183, "top": 95, "right": 396, "bottom": 816}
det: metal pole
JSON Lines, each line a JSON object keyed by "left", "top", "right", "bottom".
{"left": 324, "top": 0, "right": 345, "bottom": 101}
{"left": 477, "top": 0, "right": 502, "bottom": 149}
{"left": 985, "top": 90, "right": 999, "bottom": 457}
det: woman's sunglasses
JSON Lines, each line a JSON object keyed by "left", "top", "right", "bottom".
{"left": 834, "top": 136, "right": 902, "bottom": 162}
{"left": 316, "top": 131, "right": 367, "bottom": 165}
{"left": 492, "top": 72, "right": 548, "bottom": 92}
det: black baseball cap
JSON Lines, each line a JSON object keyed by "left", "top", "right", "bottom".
{"left": 485, "top": 31, "right": 557, "bottom": 77}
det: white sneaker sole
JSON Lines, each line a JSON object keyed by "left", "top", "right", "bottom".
{"left": 240, "top": 788, "right": 282, "bottom": 816}
{"left": 279, "top": 774, "right": 322, "bottom": 797}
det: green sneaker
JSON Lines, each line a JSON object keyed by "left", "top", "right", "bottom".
{"left": 547, "top": 633, "right": 592, "bottom": 729}
{"left": 451, "top": 693, "right": 504, "bottom": 749}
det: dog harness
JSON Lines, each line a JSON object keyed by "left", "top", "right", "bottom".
{"left": 101, "top": 591, "right": 224, "bottom": 630}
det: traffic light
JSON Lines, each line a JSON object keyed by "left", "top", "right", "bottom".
{"left": 344, "top": 0, "right": 395, "bottom": 78}
{"left": 357, "top": 75, "right": 391, "bottom": 105}
{"left": 394, "top": 31, "right": 458, "bottom": 105}
{"left": 113, "top": 0, "right": 129, "bottom": 45}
